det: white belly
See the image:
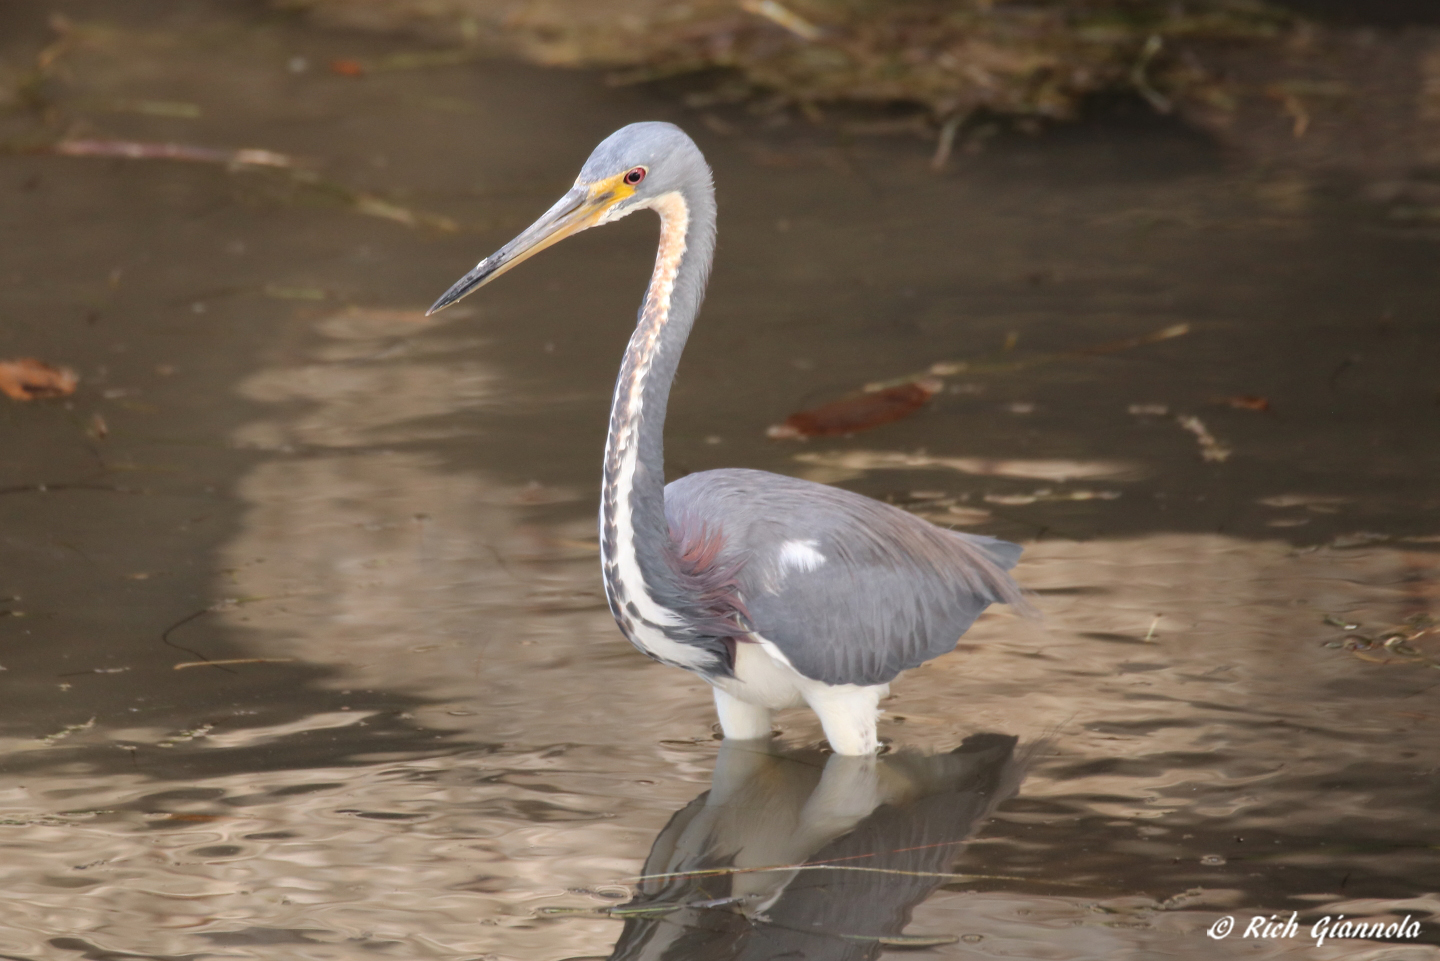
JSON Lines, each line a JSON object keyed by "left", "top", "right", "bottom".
{"left": 708, "top": 637, "right": 890, "bottom": 755}
{"left": 710, "top": 637, "right": 890, "bottom": 709}
{"left": 710, "top": 640, "right": 810, "bottom": 709}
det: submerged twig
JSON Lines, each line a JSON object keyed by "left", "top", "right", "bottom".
{"left": 931, "top": 112, "right": 966, "bottom": 171}
{"left": 37, "top": 140, "right": 457, "bottom": 231}
{"left": 173, "top": 657, "right": 296, "bottom": 671}
{"left": 739, "top": 0, "right": 823, "bottom": 42}
{"left": 840, "top": 932, "right": 959, "bottom": 947}
{"left": 160, "top": 607, "right": 235, "bottom": 673}
{"left": 160, "top": 595, "right": 303, "bottom": 672}
{"left": 1130, "top": 35, "right": 1172, "bottom": 113}
{"left": 621, "top": 862, "right": 1049, "bottom": 886}
{"left": 52, "top": 139, "right": 296, "bottom": 168}
{"left": 538, "top": 903, "right": 683, "bottom": 919}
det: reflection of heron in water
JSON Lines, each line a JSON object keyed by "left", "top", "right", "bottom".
{"left": 430, "top": 123, "right": 1025, "bottom": 754}
{"left": 602, "top": 734, "right": 1022, "bottom": 960}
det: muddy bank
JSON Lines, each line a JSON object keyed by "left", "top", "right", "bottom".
{"left": 281, "top": 0, "right": 1284, "bottom": 118}
{"left": 283, "top": 0, "right": 1440, "bottom": 178}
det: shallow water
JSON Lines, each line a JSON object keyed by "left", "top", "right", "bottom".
{"left": 1, "top": 3, "right": 1437, "bottom": 959}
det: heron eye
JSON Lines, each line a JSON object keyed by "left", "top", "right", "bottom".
{"left": 624, "top": 167, "right": 647, "bottom": 186}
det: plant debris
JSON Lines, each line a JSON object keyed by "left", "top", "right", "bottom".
{"left": 0, "top": 358, "right": 78, "bottom": 400}
{"left": 840, "top": 932, "right": 959, "bottom": 947}
{"left": 1218, "top": 394, "right": 1271, "bottom": 411}
{"left": 42, "top": 140, "right": 458, "bottom": 231}
{"left": 1322, "top": 614, "right": 1440, "bottom": 669}
{"left": 740, "top": 0, "right": 823, "bottom": 42}
{"left": 51, "top": 139, "right": 297, "bottom": 169}
{"left": 1176, "top": 414, "right": 1231, "bottom": 462}
{"left": 770, "top": 322, "right": 1190, "bottom": 440}
{"left": 173, "top": 657, "right": 297, "bottom": 670}
{"left": 767, "top": 378, "right": 941, "bottom": 439}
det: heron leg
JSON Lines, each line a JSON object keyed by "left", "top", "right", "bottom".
{"left": 803, "top": 684, "right": 885, "bottom": 755}
{"left": 795, "top": 752, "right": 881, "bottom": 841}
{"left": 712, "top": 687, "right": 773, "bottom": 740}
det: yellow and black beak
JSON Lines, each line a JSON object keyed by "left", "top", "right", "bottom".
{"left": 427, "top": 176, "right": 634, "bottom": 315}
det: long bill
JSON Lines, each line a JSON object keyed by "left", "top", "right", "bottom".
{"left": 427, "top": 181, "right": 627, "bottom": 315}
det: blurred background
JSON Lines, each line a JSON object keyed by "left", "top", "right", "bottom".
{"left": 0, "top": 2, "right": 1437, "bottom": 959}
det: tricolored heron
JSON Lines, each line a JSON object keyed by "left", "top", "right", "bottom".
{"left": 607, "top": 734, "right": 1021, "bottom": 958}
{"left": 429, "top": 122, "right": 1025, "bottom": 754}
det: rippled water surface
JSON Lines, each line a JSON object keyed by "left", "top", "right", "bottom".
{"left": 1, "top": 3, "right": 1438, "bottom": 959}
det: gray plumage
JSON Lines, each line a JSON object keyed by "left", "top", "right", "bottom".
{"left": 429, "top": 121, "right": 1027, "bottom": 753}
{"left": 665, "top": 469, "right": 1023, "bottom": 686}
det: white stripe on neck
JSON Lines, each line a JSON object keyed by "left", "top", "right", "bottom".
{"left": 601, "top": 190, "right": 712, "bottom": 670}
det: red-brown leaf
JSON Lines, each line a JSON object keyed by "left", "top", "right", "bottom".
{"left": 768, "top": 378, "right": 941, "bottom": 439}
{"left": 0, "top": 358, "right": 78, "bottom": 401}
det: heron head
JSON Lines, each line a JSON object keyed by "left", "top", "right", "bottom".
{"left": 428, "top": 122, "right": 706, "bottom": 315}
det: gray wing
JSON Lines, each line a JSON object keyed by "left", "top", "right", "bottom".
{"left": 665, "top": 468, "right": 1025, "bottom": 686}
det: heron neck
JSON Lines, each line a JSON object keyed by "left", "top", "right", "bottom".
{"left": 602, "top": 183, "right": 716, "bottom": 592}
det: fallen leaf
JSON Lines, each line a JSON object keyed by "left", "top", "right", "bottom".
{"left": 329, "top": 58, "right": 366, "bottom": 77}
{"left": 1219, "top": 394, "right": 1270, "bottom": 411}
{"left": 0, "top": 358, "right": 78, "bottom": 400}
{"left": 768, "top": 378, "right": 941, "bottom": 439}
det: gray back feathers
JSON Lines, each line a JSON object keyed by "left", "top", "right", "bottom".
{"left": 665, "top": 469, "right": 1026, "bottom": 686}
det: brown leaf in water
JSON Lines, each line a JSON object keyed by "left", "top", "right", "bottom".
{"left": 0, "top": 358, "right": 78, "bottom": 400}
{"left": 768, "top": 378, "right": 941, "bottom": 439}
{"left": 1220, "top": 394, "right": 1271, "bottom": 411}
{"left": 329, "top": 58, "right": 366, "bottom": 77}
